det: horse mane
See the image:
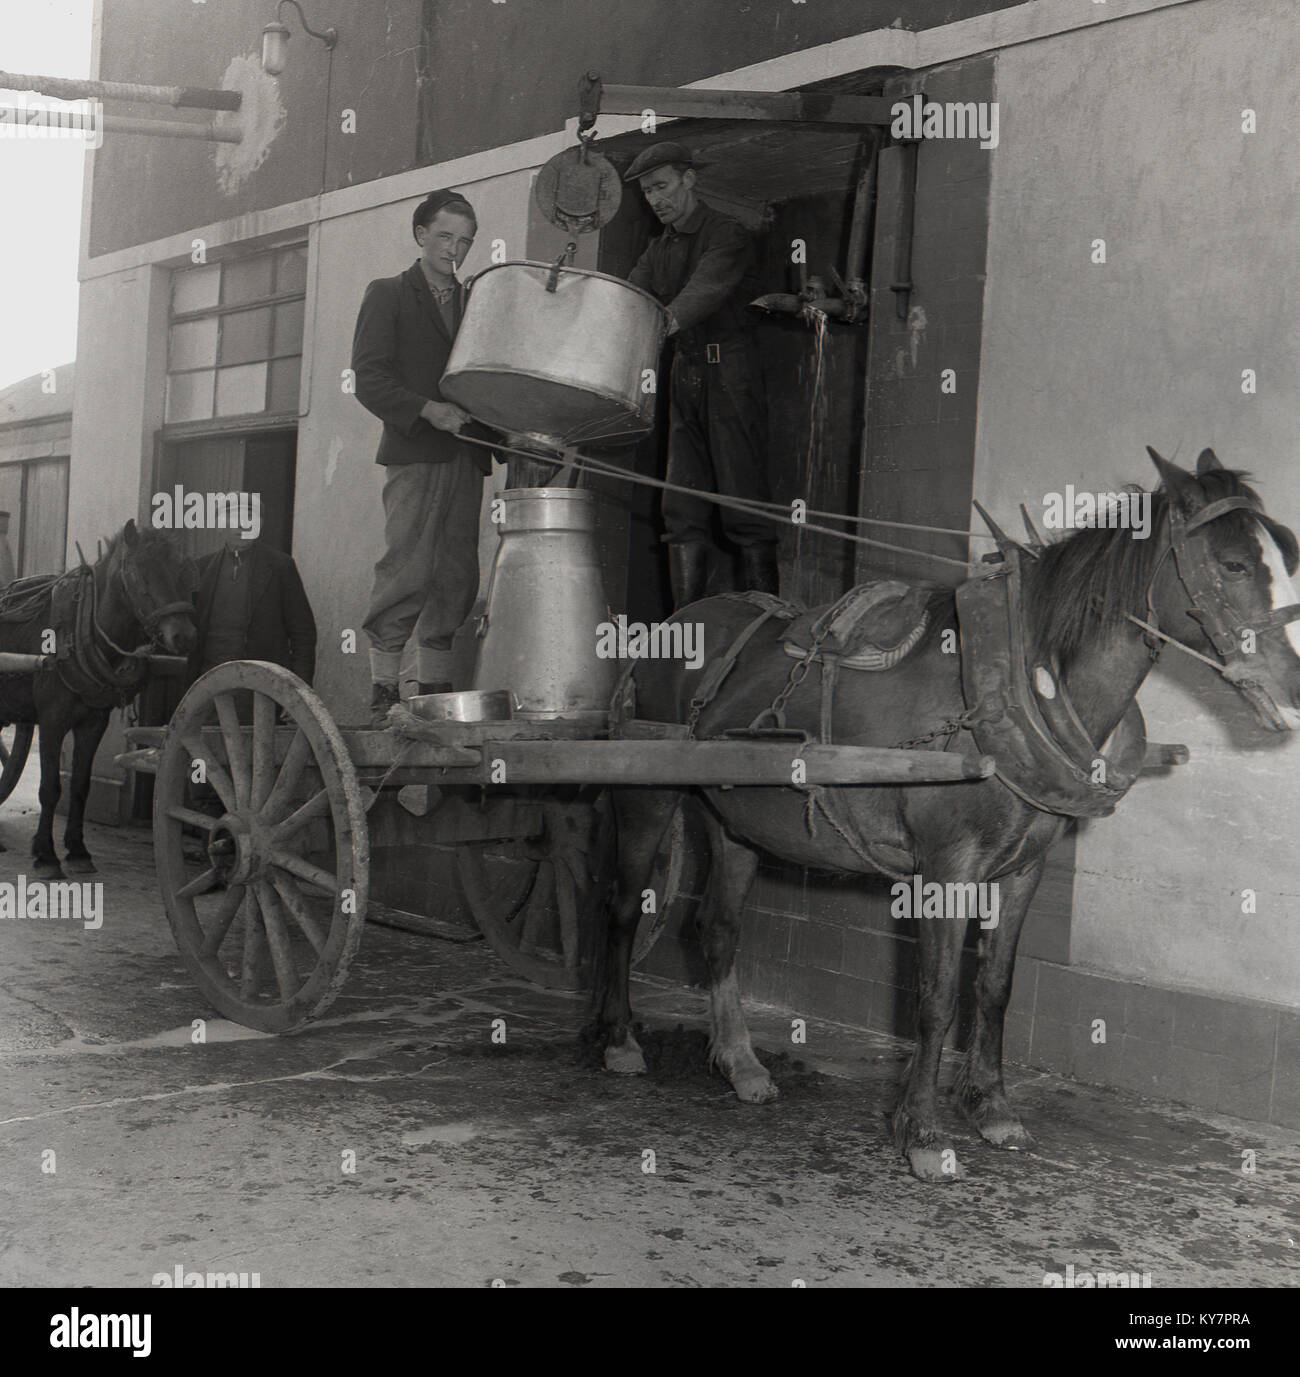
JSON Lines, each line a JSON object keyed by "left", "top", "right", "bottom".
{"left": 1024, "top": 468, "right": 1274, "bottom": 670}
{"left": 95, "top": 523, "right": 180, "bottom": 568}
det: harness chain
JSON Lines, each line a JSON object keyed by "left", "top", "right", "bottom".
{"left": 747, "top": 617, "right": 833, "bottom": 731}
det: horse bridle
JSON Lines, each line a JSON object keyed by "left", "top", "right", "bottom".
{"left": 120, "top": 556, "right": 197, "bottom": 637}
{"left": 84, "top": 545, "right": 198, "bottom": 660}
{"left": 1129, "top": 496, "right": 1300, "bottom": 687}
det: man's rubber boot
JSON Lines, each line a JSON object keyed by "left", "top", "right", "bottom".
{"left": 370, "top": 681, "right": 401, "bottom": 727}
{"left": 668, "top": 541, "right": 710, "bottom": 610}
{"left": 738, "top": 543, "right": 780, "bottom": 596}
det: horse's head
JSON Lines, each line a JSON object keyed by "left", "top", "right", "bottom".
{"left": 1147, "top": 448, "right": 1300, "bottom": 731}
{"left": 112, "top": 519, "right": 199, "bottom": 657}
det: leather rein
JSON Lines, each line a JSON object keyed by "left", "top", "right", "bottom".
{"left": 1126, "top": 495, "right": 1300, "bottom": 688}
{"left": 58, "top": 544, "right": 196, "bottom": 701}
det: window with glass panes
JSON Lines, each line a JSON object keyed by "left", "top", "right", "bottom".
{"left": 165, "top": 244, "right": 307, "bottom": 425}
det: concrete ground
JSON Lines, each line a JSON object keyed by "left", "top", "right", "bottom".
{"left": 1, "top": 760, "right": 1298, "bottom": 1289}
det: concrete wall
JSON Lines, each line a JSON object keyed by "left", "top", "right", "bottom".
{"left": 88, "top": 0, "right": 1025, "bottom": 256}
{"left": 59, "top": 266, "right": 169, "bottom": 818}
{"left": 973, "top": 0, "right": 1300, "bottom": 1006}
{"left": 67, "top": 267, "right": 167, "bottom": 547}
{"left": 91, "top": 0, "right": 423, "bottom": 256}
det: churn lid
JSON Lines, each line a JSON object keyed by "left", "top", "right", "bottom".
{"left": 533, "top": 144, "right": 622, "bottom": 235}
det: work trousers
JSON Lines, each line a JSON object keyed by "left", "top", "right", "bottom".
{"left": 363, "top": 455, "right": 483, "bottom": 683}
{"left": 661, "top": 341, "right": 773, "bottom": 547}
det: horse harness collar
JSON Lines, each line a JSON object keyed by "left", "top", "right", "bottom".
{"left": 956, "top": 550, "right": 1146, "bottom": 818}
{"left": 1, "top": 559, "right": 187, "bottom": 707}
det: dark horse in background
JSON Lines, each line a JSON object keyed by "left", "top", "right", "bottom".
{"left": 0, "top": 520, "right": 197, "bottom": 877}
{"left": 595, "top": 450, "right": 1300, "bottom": 1181}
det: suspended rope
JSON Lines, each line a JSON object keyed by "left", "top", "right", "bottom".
{"left": 572, "top": 449, "right": 991, "bottom": 540}
{"left": 456, "top": 433, "right": 978, "bottom": 572}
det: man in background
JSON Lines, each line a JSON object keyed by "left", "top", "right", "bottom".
{"left": 625, "top": 142, "right": 779, "bottom": 607}
{"left": 191, "top": 533, "right": 316, "bottom": 684}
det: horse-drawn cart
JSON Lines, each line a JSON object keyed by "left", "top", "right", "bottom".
{"left": 102, "top": 260, "right": 1215, "bottom": 1049}
{"left": 117, "top": 656, "right": 996, "bottom": 1033}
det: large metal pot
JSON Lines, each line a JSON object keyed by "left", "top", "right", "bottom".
{"left": 441, "top": 262, "right": 667, "bottom": 449}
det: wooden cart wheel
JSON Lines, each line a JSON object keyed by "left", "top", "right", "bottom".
{"left": 153, "top": 660, "right": 369, "bottom": 1032}
{"left": 0, "top": 723, "right": 34, "bottom": 804}
{"left": 456, "top": 790, "right": 613, "bottom": 990}
{"left": 456, "top": 790, "right": 689, "bottom": 990}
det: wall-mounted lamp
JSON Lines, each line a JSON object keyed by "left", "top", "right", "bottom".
{"left": 261, "top": 1, "right": 338, "bottom": 77}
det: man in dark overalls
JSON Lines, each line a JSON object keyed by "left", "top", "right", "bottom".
{"left": 625, "top": 143, "right": 778, "bottom": 607}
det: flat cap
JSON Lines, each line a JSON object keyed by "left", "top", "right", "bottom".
{"left": 622, "top": 142, "right": 702, "bottom": 183}
{"left": 412, "top": 188, "right": 476, "bottom": 242}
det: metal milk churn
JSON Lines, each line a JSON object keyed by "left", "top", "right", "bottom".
{"left": 472, "top": 488, "right": 618, "bottom": 722}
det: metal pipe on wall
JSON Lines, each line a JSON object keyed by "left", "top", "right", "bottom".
{"left": 0, "top": 105, "right": 242, "bottom": 144}
{"left": 844, "top": 130, "right": 881, "bottom": 298}
{"left": 750, "top": 140, "right": 878, "bottom": 324}
{"left": 0, "top": 69, "right": 241, "bottom": 111}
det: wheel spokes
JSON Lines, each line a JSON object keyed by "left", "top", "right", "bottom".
{"left": 270, "top": 848, "right": 337, "bottom": 897}
{"left": 251, "top": 692, "right": 276, "bottom": 811}
{"left": 465, "top": 841, "right": 539, "bottom": 929}
{"left": 270, "top": 787, "right": 331, "bottom": 846}
{"left": 255, "top": 880, "right": 302, "bottom": 1002}
{"left": 520, "top": 861, "right": 556, "bottom": 949}
{"left": 166, "top": 805, "right": 220, "bottom": 831}
{"left": 262, "top": 728, "right": 312, "bottom": 824}
{"left": 177, "top": 866, "right": 223, "bottom": 900}
{"left": 270, "top": 871, "right": 326, "bottom": 956}
{"left": 213, "top": 692, "right": 250, "bottom": 808}
{"left": 200, "top": 884, "right": 245, "bottom": 957}
{"left": 237, "top": 892, "right": 266, "bottom": 998}
{"left": 180, "top": 730, "right": 239, "bottom": 812}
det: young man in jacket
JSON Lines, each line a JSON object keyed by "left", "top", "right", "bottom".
{"left": 351, "top": 188, "right": 495, "bottom": 724}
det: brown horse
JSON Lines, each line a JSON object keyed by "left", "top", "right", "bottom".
{"left": 594, "top": 450, "right": 1300, "bottom": 1181}
{"left": 0, "top": 520, "right": 197, "bottom": 878}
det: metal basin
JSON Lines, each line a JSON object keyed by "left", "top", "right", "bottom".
{"left": 406, "top": 689, "right": 513, "bottom": 724}
{"left": 440, "top": 262, "right": 667, "bottom": 448}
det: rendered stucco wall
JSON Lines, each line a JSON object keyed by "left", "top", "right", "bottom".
{"left": 974, "top": 0, "right": 1300, "bottom": 1004}
{"left": 67, "top": 266, "right": 166, "bottom": 551}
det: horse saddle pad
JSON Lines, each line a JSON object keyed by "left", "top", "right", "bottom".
{"left": 781, "top": 579, "right": 932, "bottom": 672}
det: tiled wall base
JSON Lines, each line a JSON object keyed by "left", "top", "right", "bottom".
{"left": 638, "top": 855, "right": 1300, "bottom": 1131}
{"left": 1001, "top": 958, "right": 1298, "bottom": 1131}
{"left": 57, "top": 770, "right": 131, "bottom": 828}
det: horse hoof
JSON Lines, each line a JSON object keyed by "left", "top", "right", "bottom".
{"left": 732, "top": 1070, "right": 779, "bottom": 1104}
{"left": 907, "top": 1145, "right": 964, "bottom": 1183}
{"left": 977, "top": 1118, "right": 1035, "bottom": 1151}
{"left": 604, "top": 1043, "right": 647, "bottom": 1076}
{"left": 32, "top": 861, "right": 65, "bottom": 881}
{"left": 62, "top": 856, "right": 97, "bottom": 876}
